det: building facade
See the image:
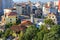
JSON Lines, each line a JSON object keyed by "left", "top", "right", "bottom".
{"left": 47, "top": 13, "right": 57, "bottom": 24}
{"left": 0, "top": 0, "right": 13, "bottom": 15}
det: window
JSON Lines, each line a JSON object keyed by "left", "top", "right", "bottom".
{"left": 16, "top": 19, "right": 17, "bottom": 21}
{"left": 54, "top": 19, "right": 55, "bottom": 21}
{"left": 16, "top": 17, "right": 17, "bottom": 18}
{"left": 10, "top": 19, "right": 12, "bottom": 23}
{"left": 52, "top": 16, "right": 54, "bottom": 18}
{"left": 10, "top": 19, "right": 12, "bottom": 20}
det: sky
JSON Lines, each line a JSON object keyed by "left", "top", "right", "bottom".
{"left": 13, "top": 0, "right": 57, "bottom": 3}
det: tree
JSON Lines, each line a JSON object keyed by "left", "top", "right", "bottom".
{"left": 3, "top": 28, "right": 12, "bottom": 38}
{"left": 5, "top": 23, "right": 13, "bottom": 29}
{"left": 44, "top": 19, "right": 55, "bottom": 25}
{"left": 19, "top": 31, "right": 24, "bottom": 40}
{"left": 43, "top": 25, "right": 60, "bottom": 40}
{"left": 0, "top": 31, "right": 4, "bottom": 38}
{"left": 34, "top": 25, "right": 49, "bottom": 40}
{"left": 16, "top": 19, "right": 21, "bottom": 25}
{"left": 23, "top": 25, "right": 39, "bottom": 40}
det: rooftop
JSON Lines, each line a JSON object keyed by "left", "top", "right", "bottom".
{"left": 8, "top": 12, "right": 17, "bottom": 16}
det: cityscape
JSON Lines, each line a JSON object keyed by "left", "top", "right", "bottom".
{"left": 0, "top": 0, "right": 60, "bottom": 40}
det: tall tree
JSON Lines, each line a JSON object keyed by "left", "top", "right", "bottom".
{"left": 23, "top": 25, "right": 39, "bottom": 40}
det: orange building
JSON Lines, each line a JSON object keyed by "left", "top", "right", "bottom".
{"left": 58, "top": 0, "right": 60, "bottom": 12}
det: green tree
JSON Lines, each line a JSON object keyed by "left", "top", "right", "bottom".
{"left": 44, "top": 19, "right": 55, "bottom": 25}
{"left": 34, "top": 25, "right": 49, "bottom": 40}
{"left": 43, "top": 25, "right": 60, "bottom": 40}
{"left": 5, "top": 23, "right": 13, "bottom": 29}
{"left": 3, "top": 28, "right": 12, "bottom": 38}
{"left": 16, "top": 19, "right": 21, "bottom": 25}
{"left": 23, "top": 25, "right": 39, "bottom": 40}
{"left": 19, "top": 31, "right": 24, "bottom": 40}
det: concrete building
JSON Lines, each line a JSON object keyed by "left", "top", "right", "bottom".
{"left": 16, "top": 5, "right": 22, "bottom": 16}
{"left": 0, "top": 0, "right": 3, "bottom": 14}
{"left": 50, "top": 7, "right": 57, "bottom": 14}
{"left": 47, "top": 13, "right": 57, "bottom": 24}
{"left": 35, "top": 1, "right": 43, "bottom": 8}
{"left": 0, "top": 0, "right": 13, "bottom": 15}
{"left": 47, "top": 1, "right": 54, "bottom": 7}
{"left": 35, "top": 8, "right": 42, "bottom": 18}
{"left": 2, "top": 12, "right": 17, "bottom": 24}
{"left": 43, "top": 4, "right": 50, "bottom": 17}
{"left": 1, "top": 9, "right": 17, "bottom": 24}
{"left": 54, "top": 1, "right": 58, "bottom": 6}
{"left": 2, "top": 0, "right": 13, "bottom": 8}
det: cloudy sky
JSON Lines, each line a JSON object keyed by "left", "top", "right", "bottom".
{"left": 13, "top": 0, "right": 57, "bottom": 2}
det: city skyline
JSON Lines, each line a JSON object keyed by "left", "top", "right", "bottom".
{"left": 13, "top": 0, "right": 58, "bottom": 3}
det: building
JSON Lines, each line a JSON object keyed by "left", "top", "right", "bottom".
{"left": 35, "top": 8, "right": 42, "bottom": 18}
{"left": 10, "top": 20, "right": 33, "bottom": 33}
{"left": 58, "top": 0, "right": 60, "bottom": 12}
{"left": 43, "top": 4, "right": 50, "bottom": 17}
{"left": 47, "top": 1, "right": 54, "bottom": 7}
{"left": 2, "top": 9, "right": 17, "bottom": 24}
{"left": 50, "top": 7, "right": 57, "bottom": 14}
{"left": 35, "top": 1, "right": 43, "bottom": 8}
{"left": 54, "top": 1, "right": 58, "bottom": 6}
{"left": 0, "top": 0, "right": 13, "bottom": 15}
{"left": 47, "top": 13, "right": 57, "bottom": 24}
{"left": 16, "top": 4, "right": 22, "bottom": 17}
{"left": 0, "top": 0, "right": 3, "bottom": 15}
{"left": 2, "top": 0, "right": 13, "bottom": 8}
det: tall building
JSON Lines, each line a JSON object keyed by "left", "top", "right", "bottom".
{"left": 2, "top": 0, "right": 13, "bottom": 8}
{"left": 58, "top": 0, "right": 60, "bottom": 12}
{"left": 0, "top": 0, "right": 3, "bottom": 14}
{"left": 43, "top": 4, "right": 50, "bottom": 17}
{"left": 16, "top": 5, "right": 22, "bottom": 16}
{"left": 0, "top": 0, "right": 13, "bottom": 14}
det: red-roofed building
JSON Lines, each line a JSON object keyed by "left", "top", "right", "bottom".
{"left": 10, "top": 20, "right": 33, "bottom": 33}
{"left": 8, "top": 12, "right": 17, "bottom": 16}
{"left": 2, "top": 12, "right": 17, "bottom": 24}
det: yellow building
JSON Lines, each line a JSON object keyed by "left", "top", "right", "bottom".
{"left": 47, "top": 13, "right": 57, "bottom": 24}
{"left": 2, "top": 12, "right": 17, "bottom": 24}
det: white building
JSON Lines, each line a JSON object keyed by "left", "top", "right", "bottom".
{"left": 54, "top": 1, "right": 58, "bottom": 6}
{"left": 16, "top": 5, "right": 22, "bottom": 16}
{"left": 35, "top": 1, "right": 43, "bottom": 8}
{"left": 43, "top": 5, "right": 50, "bottom": 17}
{"left": 47, "top": 1, "right": 54, "bottom": 7}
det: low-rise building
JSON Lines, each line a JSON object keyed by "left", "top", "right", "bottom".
{"left": 47, "top": 13, "right": 57, "bottom": 24}
{"left": 2, "top": 12, "right": 17, "bottom": 24}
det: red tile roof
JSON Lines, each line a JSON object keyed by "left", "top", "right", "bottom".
{"left": 10, "top": 20, "right": 33, "bottom": 32}
{"left": 21, "top": 20, "right": 33, "bottom": 25}
{"left": 8, "top": 12, "right": 17, "bottom": 16}
{"left": 10, "top": 25, "right": 26, "bottom": 32}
